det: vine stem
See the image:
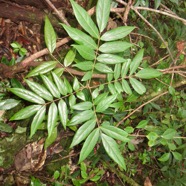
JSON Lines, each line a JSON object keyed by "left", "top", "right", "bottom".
{"left": 116, "top": 91, "right": 168, "bottom": 127}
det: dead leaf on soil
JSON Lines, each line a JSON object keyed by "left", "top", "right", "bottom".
{"left": 176, "top": 40, "right": 186, "bottom": 55}
{"left": 144, "top": 177, "right": 153, "bottom": 186}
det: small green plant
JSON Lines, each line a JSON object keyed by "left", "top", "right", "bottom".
{"left": 0, "top": 41, "right": 28, "bottom": 66}
{"left": 52, "top": 163, "right": 105, "bottom": 186}
{"left": 3, "top": 0, "right": 183, "bottom": 175}
{"left": 11, "top": 41, "right": 27, "bottom": 57}
{"left": 30, "top": 176, "right": 46, "bottom": 186}
{"left": 5, "top": 0, "right": 164, "bottom": 170}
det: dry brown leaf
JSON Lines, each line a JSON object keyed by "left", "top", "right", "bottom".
{"left": 144, "top": 177, "right": 153, "bottom": 186}
{"left": 176, "top": 40, "right": 186, "bottom": 55}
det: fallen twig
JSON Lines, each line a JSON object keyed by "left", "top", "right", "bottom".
{"left": 115, "top": 0, "right": 175, "bottom": 63}
{"left": 123, "top": 0, "right": 132, "bottom": 24}
{"left": 116, "top": 91, "right": 168, "bottom": 127}
{"left": 44, "top": 0, "right": 70, "bottom": 26}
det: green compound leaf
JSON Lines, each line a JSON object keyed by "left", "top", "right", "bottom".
{"left": 70, "top": 119, "right": 96, "bottom": 147}
{"left": 11, "top": 78, "right": 24, "bottom": 89}
{"left": 73, "top": 61, "right": 93, "bottom": 71}
{"left": 101, "top": 133, "right": 126, "bottom": 170}
{"left": 76, "top": 91, "right": 86, "bottom": 101}
{"left": 167, "top": 142, "right": 176, "bottom": 151}
{"left": 146, "top": 132, "right": 159, "bottom": 141}
{"left": 97, "top": 54, "right": 127, "bottom": 64}
{"left": 70, "top": 0, "right": 99, "bottom": 39}
{"left": 107, "top": 73, "right": 113, "bottom": 82}
{"left": 51, "top": 72, "right": 67, "bottom": 96}
{"left": 169, "top": 86, "right": 176, "bottom": 96}
{"left": 64, "top": 48, "right": 76, "bottom": 67}
{"left": 30, "top": 106, "right": 46, "bottom": 138}
{"left": 26, "top": 61, "right": 57, "bottom": 78}
{"left": 92, "top": 88, "right": 99, "bottom": 99}
{"left": 99, "top": 41, "right": 133, "bottom": 53}
{"left": 41, "top": 74, "right": 61, "bottom": 98}
{"left": 172, "top": 151, "right": 182, "bottom": 161}
{"left": 0, "top": 99, "right": 20, "bottom": 110}
{"left": 158, "top": 152, "right": 170, "bottom": 162}
{"left": 25, "top": 79, "right": 53, "bottom": 101}
{"left": 121, "top": 59, "right": 131, "bottom": 78}
{"left": 69, "top": 110, "right": 95, "bottom": 126}
{"left": 108, "top": 83, "right": 117, "bottom": 95}
{"left": 125, "top": 126, "right": 134, "bottom": 134}
{"left": 110, "top": 101, "right": 124, "bottom": 110}
{"left": 147, "top": 132, "right": 159, "bottom": 147}
{"left": 71, "top": 101, "right": 93, "bottom": 110}
{"left": 101, "top": 26, "right": 135, "bottom": 41}
{"left": 53, "top": 74, "right": 66, "bottom": 91}
{"left": 130, "top": 49, "right": 144, "bottom": 75}
{"left": 64, "top": 77, "right": 73, "bottom": 93}
{"left": 47, "top": 102, "right": 58, "bottom": 138}
{"left": 155, "top": 0, "right": 161, "bottom": 9}
{"left": 80, "top": 162, "right": 88, "bottom": 178}
{"left": 73, "top": 77, "right": 80, "bottom": 91}
{"left": 96, "top": 0, "right": 111, "bottom": 32}
{"left": 10, "top": 105, "right": 42, "bottom": 120}
{"left": 114, "top": 63, "right": 121, "bottom": 80}
{"left": 79, "top": 128, "right": 100, "bottom": 163}
{"left": 125, "top": 94, "right": 138, "bottom": 102}
{"left": 129, "top": 78, "right": 146, "bottom": 95}
{"left": 9, "top": 88, "right": 45, "bottom": 104}
{"left": 45, "top": 126, "right": 57, "bottom": 149}
{"left": 81, "top": 71, "right": 92, "bottom": 81}
{"left": 100, "top": 125, "right": 129, "bottom": 142}
{"left": 114, "top": 82, "right": 123, "bottom": 94}
{"left": 96, "top": 94, "right": 117, "bottom": 112}
{"left": 94, "top": 92, "right": 108, "bottom": 105}
{"left": 161, "top": 128, "right": 177, "bottom": 140}
{"left": 95, "top": 63, "right": 113, "bottom": 73}
{"left": 11, "top": 42, "right": 21, "bottom": 49}
{"left": 72, "top": 45, "right": 95, "bottom": 60}
{"left": 136, "top": 120, "right": 149, "bottom": 129}
{"left": 61, "top": 24, "right": 97, "bottom": 49}
{"left": 44, "top": 16, "right": 56, "bottom": 53}
{"left": 122, "top": 80, "right": 132, "bottom": 95}
{"left": 69, "top": 94, "right": 76, "bottom": 107}
{"left": 52, "top": 68, "right": 64, "bottom": 77}
{"left": 58, "top": 99, "right": 68, "bottom": 130}
{"left": 135, "top": 68, "right": 162, "bottom": 79}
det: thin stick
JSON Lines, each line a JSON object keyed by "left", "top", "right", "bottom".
{"left": 161, "top": 65, "right": 186, "bottom": 72}
{"left": 136, "top": 7, "right": 186, "bottom": 25}
{"left": 21, "top": 37, "right": 71, "bottom": 67}
{"left": 116, "top": 91, "right": 168, "bottom": 127}
{"left": 115, "top": 0, "right": 177, "bottom": 62}
{"left": 14, "top": 36, "right": 106, "bottom": 79}
{"left": 44, "top": 0, "right": 70, "bottom": 26}
{"left": 114, "top": 0, "right": 186, "bottom": 24}
{"left": 135, "top": 9, "right": 174, "bottom": 61}
{"left": 123, "top": 0, "right": 132, "bottom": 24}
{"left": 150, "top": 54, "right": 169, "bottom": 67}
